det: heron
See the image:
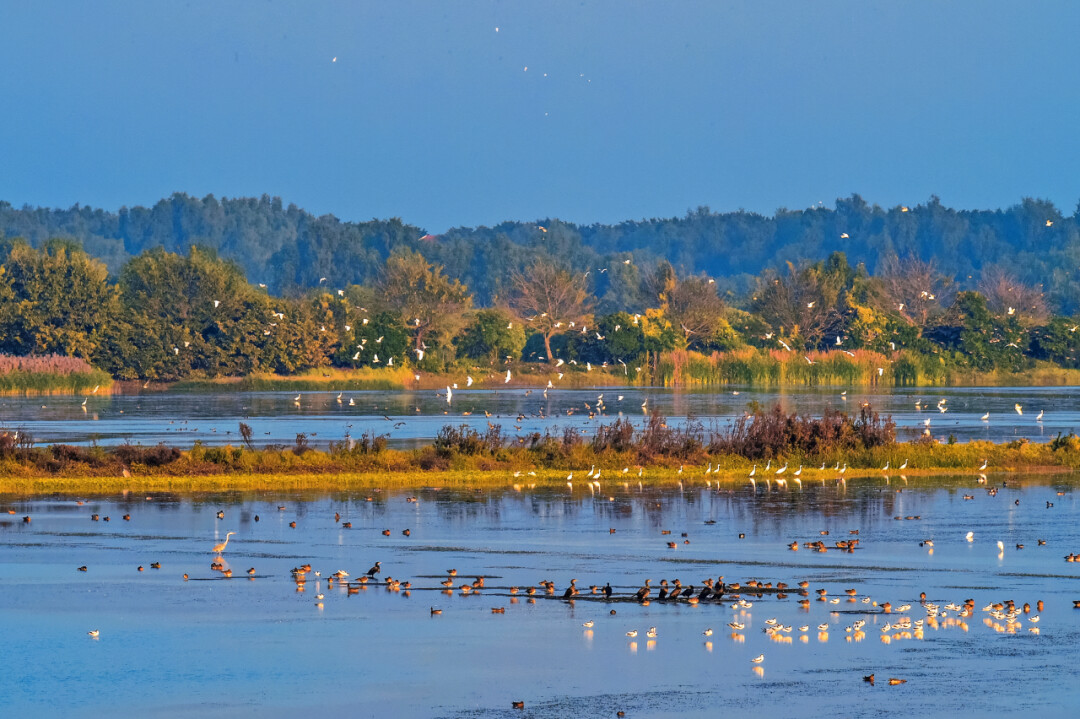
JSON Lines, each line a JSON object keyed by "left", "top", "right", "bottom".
{"left": 212, "top": 531, "right": 236, "bottom": 554}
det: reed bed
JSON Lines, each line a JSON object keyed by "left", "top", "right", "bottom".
{"left": 657, "top": 348, "right": 928, "bottom": 387}
{"left": 173, "top": 367, "right": 416, "bottom": 392}
{"left": 0, "top": 354, "right": 112, "bottom": 395}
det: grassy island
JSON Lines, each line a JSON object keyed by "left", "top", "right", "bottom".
{"left": 2, "top": 408, "right": 1077, "bottom": 497}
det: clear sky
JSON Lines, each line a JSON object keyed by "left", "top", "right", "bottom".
{"left": 2, "top": 1, "right": 1078, "bottom": 232}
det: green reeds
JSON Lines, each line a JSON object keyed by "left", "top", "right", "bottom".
{"left": 0, "top": 354, "right": 113, "bottom": 395}
{"left": 651, "top": 348, "right": 1080, "bottom": 388}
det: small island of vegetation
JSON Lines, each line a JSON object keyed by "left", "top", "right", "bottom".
{"left": 2, "top": 408, "right": 1077, "bottom": 496}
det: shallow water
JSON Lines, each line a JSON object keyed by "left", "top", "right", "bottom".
{"left": 0, "top": 385, "right": 1076, "bottom": 449}
{"left": 3, "top": 474, "right": 1080, "bottom": 717}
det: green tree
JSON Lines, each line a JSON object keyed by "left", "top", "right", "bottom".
{"left": 379, "top": 249, "right": 472, "bottom": 362}
{"left": 457, "top": 308, "right": 526, "bottom": 365}
{"left": 0, "top": 238, "right": 117, "bottom": 358}
{"left": 752, "top": 253, "right": 852, "bottom": 349}
{"left": 662, "top": 275, "right": 727, "bottom": 351}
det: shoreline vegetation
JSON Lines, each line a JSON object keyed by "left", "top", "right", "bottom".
{"left": 11, "top": 351, "right": 1080, "bottom": 396}
{"left": 2, "top": 408, "right": 1078, "bottom": 496}
{"left": 0, "top": 355, "right": 112, "bottom": 395}
{"left": 4, "top": 233, "right": 1080, "bottom": 397}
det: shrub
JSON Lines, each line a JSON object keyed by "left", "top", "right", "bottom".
{"left": 434, "top": 424, "right": 504, "bottom": 457}
{"left": 709, "top": 405, "right": 895, "bottom": 459}
{"left": 112, "top": 443, "right": 182, "bottom": 467}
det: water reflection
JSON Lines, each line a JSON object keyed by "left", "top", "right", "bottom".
{"left": 1, "top": 473, "right": 1079, "bottom": 717}
{"left": 0, "top": 385, "right": 1076, "bottom": 448}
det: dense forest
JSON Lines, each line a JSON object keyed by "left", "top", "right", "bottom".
{"left": 2, "top": 193, "right": 1078, "bottom": 311}
{"left": 0, "top": 221, "right": 1079, "bottom": 383}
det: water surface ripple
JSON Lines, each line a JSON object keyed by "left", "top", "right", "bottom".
{"left": 3, "top": 474, "right": 1080, "bottom": 717}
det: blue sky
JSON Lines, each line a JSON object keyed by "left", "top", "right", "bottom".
{"left": 2, "top": 1, "right": 1078, "bottom": 232}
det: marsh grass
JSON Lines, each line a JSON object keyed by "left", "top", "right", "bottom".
{"left": 173, "top": 367, "right": 415, "bottom": 392}
{"left": 0, "top": 408, "right": 1078, "bottom": 495}
{"left": 653, "top": 349, "right": 1080, "bottom": 388}
{"left": 0, "top": 354, "right": 113, "bottom": 395}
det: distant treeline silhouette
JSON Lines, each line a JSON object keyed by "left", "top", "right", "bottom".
{"left": 2, "top": 193, "right": 1077, "bottom": 310}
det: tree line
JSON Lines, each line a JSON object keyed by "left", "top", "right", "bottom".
{"left": 2, "top": 193, "right": 1079, "bottom": 311}
{"left": 0, "top": 235, "right": 1078, "bottom": 381}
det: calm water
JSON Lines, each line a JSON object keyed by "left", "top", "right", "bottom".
{"left": 1, "top": 385, "right": 1077, "bottom": 448}
{"left": 3, "top": 475, "right": 1080, "bottom": 717}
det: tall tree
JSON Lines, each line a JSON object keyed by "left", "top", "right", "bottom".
{"left": 978, "top": 266, "right": 1049, "bottom": 325}
{"left": 662, "top": 275, "right": 727, "bottom": 350}
{"left": 876, "top": 254, "right": 949, "bottom": 328}
{"left": 752, "top": 254, "right": 850, "bottom": 349}
{"left": 509, "top": 262, "right": 593, "bottom": 364}
{"left": 378, "top": 249, "right": 472, "bottom": 359}
{"left": 0, "top": 238, "right": 117, "bottom": 358}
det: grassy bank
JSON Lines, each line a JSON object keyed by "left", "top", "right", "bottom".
{"left": 1, "top": 408, "right": 1078, "bottom": 496}
{"left": 0, "top": 354, "right": 113, "bottom": 395}
{"left": 655, "top": 348, "right": 1080, "bottom": 388}
{"left": 160, "top": 349, "right": 1080, "bottom": 394}
{"left": 173, "top": 367, "right": 415, "bottom": 392}
{"left": 170, "top": 365, "right": 637, "bottom": 393}
{"left": 3, "top": 459, "right": 1076, "bottom": 498}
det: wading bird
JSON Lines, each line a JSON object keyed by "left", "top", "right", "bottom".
{"left": 212, "top": 532, "right": 236, "bottom": 554}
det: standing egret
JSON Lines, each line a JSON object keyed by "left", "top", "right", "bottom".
{"left": 212, "top": 532, "right": 236, "bottom": 554}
